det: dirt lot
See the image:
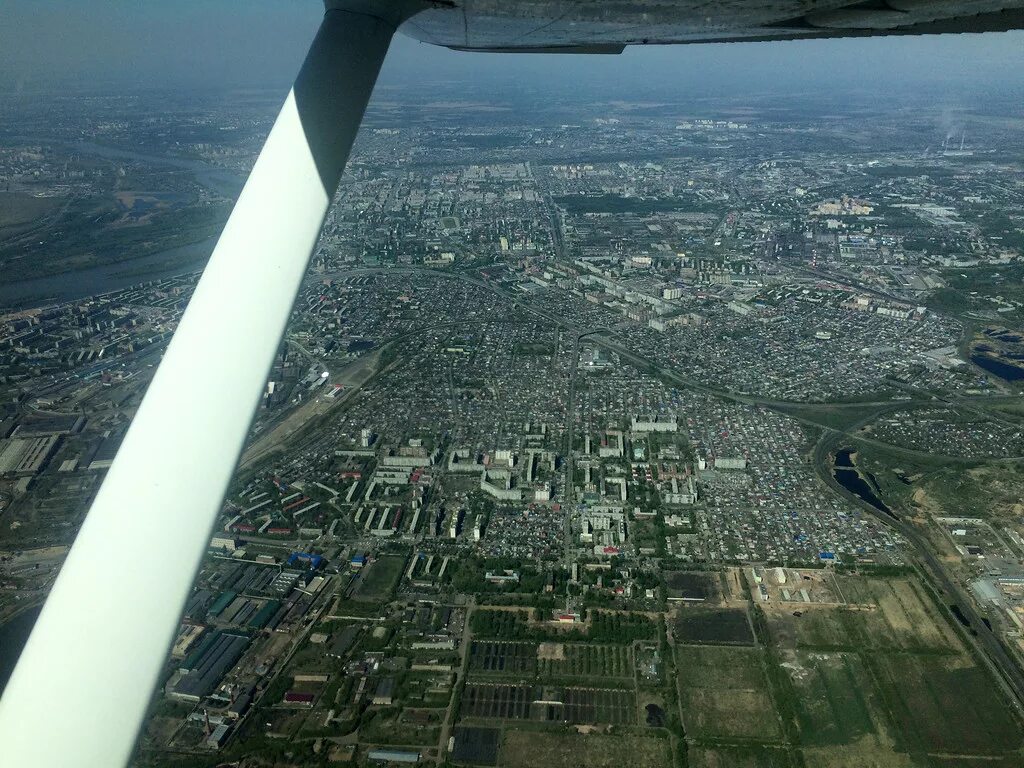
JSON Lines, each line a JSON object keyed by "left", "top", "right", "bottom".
{"left": 676, "top": 645, "right": 781, "bottom": 741}
{"left": 690, "top": 745, "right": 795, "bottom": 768}
{"left": 765, "top": 577, "right": 960, "bottom": 653}
{"left": 800, "top": 741, "right": 918, "bottom": 768}
{"left": 538, "top": 642, "right": 565, "bottom": 661}
{"left": 499, "top": 729, "right": 671, "bottom": 768}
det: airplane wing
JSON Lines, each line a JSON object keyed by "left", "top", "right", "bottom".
{"left": 399, "top": 0, "right": 1024, "bottom": 52}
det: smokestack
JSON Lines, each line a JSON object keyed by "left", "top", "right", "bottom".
{"left": 203, "top": 709, "right": 211, "bottom": 736}
{"left": 960, "top": 132, "right": 965, "bottom": 151}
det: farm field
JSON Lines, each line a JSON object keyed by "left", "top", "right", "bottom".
{"left": 498, "top": 729, "right": 671, "bottom": 768}
{"left": 460, "top": 683, "right": 636, "bottom": 725}
{"left": 469, "top": 608, "right": 657, "bottom": 643}
{"left": 469, "top": 641, "right": 538, "bottom": 675}
{"left": 665, "top": 571, "right": 721, "bottom": 601}
{"left": 676, "top": 645, "right": 781, "bottom": 741}
{"left": 537, "top": 643, "right": 634, "bottom": 680}
{"left": 451, "top": 725, "right": 500, "bottom": 766}
{"left": 451, "top": 575, "right": 1022, "bottom": 768}
{"left": 467, "top": 640, "right": 634, "bottom": 681}
{"left": 674, "top": 605, "right": 754, "bottom": 645}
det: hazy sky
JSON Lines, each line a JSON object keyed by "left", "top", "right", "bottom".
{"left": 2, "top": 0, "right": 1023, "bottom": 99}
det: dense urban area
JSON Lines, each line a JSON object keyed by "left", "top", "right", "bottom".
{"left": 1, "top": 80, "right": 1024, "bottom": 768}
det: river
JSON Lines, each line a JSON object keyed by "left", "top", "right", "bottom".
{"left": 1, "top": 141, "right": 245, "bottom": 308}
{"left": 71, "top": 141, "right": 244, "bottom": 199}
{"left": 0, "top": 236, "right": 216, "bottom": 308}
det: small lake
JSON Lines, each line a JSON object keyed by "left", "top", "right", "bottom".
{"left": 832, "top": 448, "right": 895, "bottom": 518}
{"left": 971, "top": 354, "right": 1024, "bottom": 382}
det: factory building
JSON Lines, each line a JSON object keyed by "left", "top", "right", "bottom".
{"left": 0, "top": 435, "right": 60, "bottom": 476}
{"left": 205, "top": 723, "right": 231, "bottom": 749}
{"left": 171, "top": 624, "right": 206, "bottom": 659}
{"left": 372, "top": 677, "right": 396, "bottom": 706}
{"left": 168, "top": 631, "right": 249, "bottom": 702}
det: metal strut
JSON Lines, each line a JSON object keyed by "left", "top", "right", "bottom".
{"left": 0, "top": 8, "right": 397, "bottom": 766}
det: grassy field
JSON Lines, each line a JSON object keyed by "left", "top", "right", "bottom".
{"left": 783, "top": 651, "right": 885, "bottom": 747}
{"left": 774, "top": 402, "right": 903, "bottom": 432}
{"left": 0, "top": 192, "right": 60, "bottom": 229}
{"left": 926, "top": 757, "right": 1024, "bottom": 768}
{"left": 499, "top": 730, "right": 671, "bottom": 768}
{"left": 353, "top": 554, "right": 406, "bottom": 602}
{"left": 867, "top": 654, "right": 1023, "bottom": 755}
{"left": 800, "top": 744, "right": 918, "bottom": 768}
{"left": 676, "top": 645, "right": 781, "bottom": 741}
{"left": 929, "top": 265, "right": 1024, "bottom": 325}
{"left": 0, "top": 195, "right": 229, "bottom": 281}
{"left": 910, "top": 464, "right": 1024, "bottom": 524}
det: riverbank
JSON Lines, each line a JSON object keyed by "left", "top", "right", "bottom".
{"left": 0, "top": 139, "right": 244, "bottom": 310}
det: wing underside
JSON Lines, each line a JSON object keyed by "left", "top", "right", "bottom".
{"left": 398, "top": 0, "right": 1024, "bottom": 52}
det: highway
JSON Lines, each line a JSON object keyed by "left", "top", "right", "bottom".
{"left": 562, "top": 332, "right": 582, "bottom": 573}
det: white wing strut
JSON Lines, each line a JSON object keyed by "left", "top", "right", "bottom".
{"left": 0, "top": 7, "right": 397, "bottom": 766}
